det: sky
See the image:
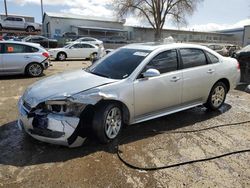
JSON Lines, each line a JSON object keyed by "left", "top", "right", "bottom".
{"left": 1, "top": 0, "right": 250, "bottom": 31}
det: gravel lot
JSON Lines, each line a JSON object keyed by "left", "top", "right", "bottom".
{"left": 0, "top": 60, "right": 249, "bottom": 188}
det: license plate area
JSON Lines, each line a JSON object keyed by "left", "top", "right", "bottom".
{"left": 32, "top": 115, "right": 48, "bottom": 129}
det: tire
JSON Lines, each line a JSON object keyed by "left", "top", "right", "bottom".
{"left": 0, "top": 24, "right": 2, "bottom": 31}
{"left": 90, "top": 52, "right": 97, "bottom": 62}
{"left": 204, "top": 82, "right": 227, "bottom": 111}
{"left": 26, "top": 26, "right": 35, "bottom": 32}
{"left": 57, "top": 52, "right": 67, "bottom": 61}
{"left": 26, "top": 63, "right": 44, "bottom": 77}
{"left": 93, "top": 103, "right": 123, "bottom": 144}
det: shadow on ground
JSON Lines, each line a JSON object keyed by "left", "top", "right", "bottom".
{"left": 0, "top": 104, "right": 231, "bottom": 167}
{"left": 0, "top": 74, "right": 46, "bottom": 80}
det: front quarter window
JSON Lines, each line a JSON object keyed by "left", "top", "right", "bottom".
{"left": 87, "top": 48, "right": 151, "bottom": 79}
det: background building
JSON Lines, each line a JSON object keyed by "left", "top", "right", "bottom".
{"left": 43, "top": 12, "right": 127, "bottom": 39}
{"left": 125, "top": 26, "right": 238, "bottom": 44}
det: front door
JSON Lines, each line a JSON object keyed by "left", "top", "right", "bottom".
{"left": 134, "top": 49, "right": 182, "bottom": 118}
{"left": 68, "top": 43, "right": 84, "bottom": 58}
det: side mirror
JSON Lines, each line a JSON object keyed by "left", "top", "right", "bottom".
{"left": 142, "top": 69, "right": 160, "bottom": 78}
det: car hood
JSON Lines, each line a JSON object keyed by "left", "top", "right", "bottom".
{"left": 22, "top": 70, "right": 117, "bottom": 107}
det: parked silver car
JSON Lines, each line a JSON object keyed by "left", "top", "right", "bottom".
{"left": 18, "top": 43, "right": 240, "bottom": 147}
{"left": 0, "top": 41, "right": 50, "bottom": 77}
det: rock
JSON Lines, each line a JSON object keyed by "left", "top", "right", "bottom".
{"left": 245, "top": 85, "right": 250, "bottom": 93}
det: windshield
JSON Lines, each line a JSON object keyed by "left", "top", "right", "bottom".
{"left": 63, "top": 44, "right": 72, "bottom": 48}
{"left": 87, "top": 48, "right": 151, "bottom": 79}
{"left": 240, "top": 45, "right": 250, "bottom": 52}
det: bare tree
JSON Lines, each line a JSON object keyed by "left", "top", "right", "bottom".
{"left": 113, "top": 0, "right": 203, "bottom": 41}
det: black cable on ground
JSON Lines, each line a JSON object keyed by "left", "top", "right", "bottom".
{"left": 117, "top": 120, "right": 250, "bottom": 171}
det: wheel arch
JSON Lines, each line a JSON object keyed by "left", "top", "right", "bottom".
{"left": 80, "top": 99, "right": 130, "bottom": 125}
{"left": 214, "top": 78, "right": 230, "bottom": 93}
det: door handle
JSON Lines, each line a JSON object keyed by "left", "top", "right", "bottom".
{"left": 170, "top": 76, "right": 181, "bottom": 82}
{"left": 207, "top": 69, "right": 215, "bottom": 74}
{"left": 24, "top": 56, "right": 30, "bottom": 58}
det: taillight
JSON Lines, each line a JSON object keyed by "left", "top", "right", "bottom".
{"left": 237, "top": 61, "right": 240, "bottom": 70}
{"left": 42, "top": 52, "right": 49, "bottom": 58}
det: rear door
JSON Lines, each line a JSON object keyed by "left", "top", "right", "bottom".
{"left": 14, "top": 18, "right": 25, "bottom": 29}
{"left": 179, "top": 48, "right": 217, "bottom": 104}
{"left": 2, "top": 43, "right": 32, "bottom": 73}
{"left": 81, "top": 43, "right": 96, "bottom": 58}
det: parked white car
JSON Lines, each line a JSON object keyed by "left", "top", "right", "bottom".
{"left": 49, "top": 42, "right": 104, "bottom": 61}
{"left": 0, "top": 16, "right": 41, "bottom": 32}
{"left": 0, "top": 41, "right": 50, "bottom": 77}
{"left": 18, "top": 43, "right": 240, "bottom": 147}
{"left": 66, "top": 37, "right": 103, "bottom": 46}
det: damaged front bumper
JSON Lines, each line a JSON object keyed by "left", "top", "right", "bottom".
{"left": 18, "top": 98, "right": 86, "bottom": 147}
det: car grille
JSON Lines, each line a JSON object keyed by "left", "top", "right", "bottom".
{"left": 23, "top": 100, "right": 32, "bottom": 112}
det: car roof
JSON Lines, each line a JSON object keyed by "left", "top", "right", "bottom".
{"left": 0, "top": 41, "right": 41, "bottom": 48}
{"left": 78, "top": 37, "right": 97, "bottom": 40}
{"left": 122, "top": 42, "right": 213, "bottom": 51}
{"left": 69, "top": 41, "right": 97, "bottom": 46}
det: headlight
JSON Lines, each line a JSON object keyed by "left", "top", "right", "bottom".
{"left": 45, "top": 100, "right": 85, "bottom": 117}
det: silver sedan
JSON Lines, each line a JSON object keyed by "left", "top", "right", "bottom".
{"left": 18, "top": 43, "right": 240, "bottom": 147}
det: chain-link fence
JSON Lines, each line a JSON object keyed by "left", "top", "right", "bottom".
{"left": 240, "top": 61, "right": 250, "bottom": 83}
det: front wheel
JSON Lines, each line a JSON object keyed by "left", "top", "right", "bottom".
{"left": 205, "top": 82, "right": 227, "bottom": 111}
{"left": 93, "top": 103, "right": 123, "bottom": 144}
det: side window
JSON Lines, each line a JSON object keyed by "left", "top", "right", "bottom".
{"left": 180, "top": 48, "right": 208, "bottom": 69}
{"left": 5, "top": 44, "right": 27, "bottom": 53}
{"left": 145, "top": 50, "right": 178, "bottom": 74}
{"left": 71, "top": 44, "right": 81, "bottom": 48}
{"left": 25, "top": 46, "right": 39, "bottom": 53}
{"left": 5, "top": 17, "right": 14, "bottom": 21}
{"left": 82, "top": 44, "right": 94, "bottom": 48}
{"left": 206, "top": 52, "right": 219, "bottom": 63}
{"left": 16, "top": 18, "right": 23, "bottom": 22}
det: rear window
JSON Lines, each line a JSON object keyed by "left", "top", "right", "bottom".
{"left": 206, "top": 52, "right": 219, "bottom": 63}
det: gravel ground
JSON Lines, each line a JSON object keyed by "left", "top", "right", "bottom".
{"left": 0, "top": 60, "right": 249, "bottom": 188}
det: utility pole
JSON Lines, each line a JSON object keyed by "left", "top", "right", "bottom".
{"left": 4, "top": 0, "right": 8, "bottom": 16}
{"left": 41, "top": 0, "right": 44, "bottom": 21}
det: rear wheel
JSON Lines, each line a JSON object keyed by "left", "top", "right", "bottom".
{"left": 205, "top": 82, "right": 227, "bottom": 111}
{"left": 93, "top": 103, "right": 123, "bottom": 144}
{"left": 90, "top": 52, "right": 98, "bottom": 62}
{"left": 26, "top": 63, "right": 43, "bottom": 77}
{"left": 57, "top": 52, "right": 67, "bottom": 61}
{"left": 26, "top": 26, "right": 35, "bottom": 32}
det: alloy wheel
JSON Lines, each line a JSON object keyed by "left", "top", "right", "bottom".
{"left": 105, "top": 107, "right": 122, "bottom": 139}
{"left": 211, "top": 86, "right": 225, "bottom": 108}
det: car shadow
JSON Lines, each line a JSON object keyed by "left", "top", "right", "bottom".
{"left": 51, "top": 59, "right": 88, "bottom": 62}
{"left": 0, "top": 104, "right": 232, "bottom": 167}
{"left": 235, "top": 83, "right": 249, "bottom": 92}
{"left": 0, "top": 73, "right": 46, "bottom": 80}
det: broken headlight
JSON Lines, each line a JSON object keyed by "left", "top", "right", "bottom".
{"left": 44, "top": 100, "right": 85, "bottom": 117}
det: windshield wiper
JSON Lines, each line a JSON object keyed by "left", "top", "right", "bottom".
{"left": 89, "top": 71, "right": 110, "bottom": 78}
